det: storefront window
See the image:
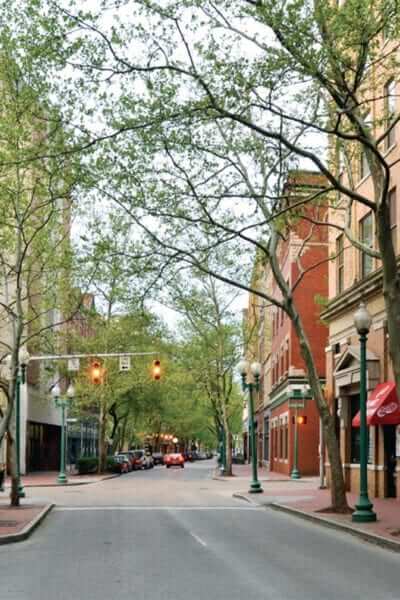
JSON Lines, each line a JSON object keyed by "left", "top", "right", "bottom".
{"left": 264, "top": 417, "right": 269, "bottom": 461}
{"left": 350, "top": 396, "right": 361, "bottom": 463}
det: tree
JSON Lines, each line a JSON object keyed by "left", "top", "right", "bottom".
{"left": 168, "top": 271, "right": 243, "bottom": 475}
{"left": 0, "top": 47, "right": 79, "bottom": 506}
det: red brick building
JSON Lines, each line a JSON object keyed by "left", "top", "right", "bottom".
{"left": 246, "top": 171, "right": 329, "bottom": 477}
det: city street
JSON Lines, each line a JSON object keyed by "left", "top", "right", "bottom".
{"left": 1, "top": 460, "right": 400, "bottom": 599}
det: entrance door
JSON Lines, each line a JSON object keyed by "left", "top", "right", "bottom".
{"left": 383, "top": 425, "right": 397, "bottom": 498}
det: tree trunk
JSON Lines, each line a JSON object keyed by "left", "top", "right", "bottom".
{"left": 289, "top": 304, "right": 349, "bottom": 512}
{"left": 221, "top": 400, "right": 232, "bottom": 476}
{"left": 8, "top": 434, "right": 19, "bottom": 507}
{"left": 376, "top": 203, "right": 400, "bottom": 410}
{"left": 98, "top": 399, "right": 108, "bottom": 474}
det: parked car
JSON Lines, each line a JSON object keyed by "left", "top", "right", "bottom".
{"left": 164, "top": 453, "right": 185, "bottom": 468}
{"left": 152, "top": 452, "right": 164, "bottom": 466}
{"left": 131, "top": 449, "right": 154, "bottom": 469}
{"left": 117, "top": 451, "right": 135, "bottom": 470}
{"left": 112, "top": 455, "right": 130, "bottom": 474}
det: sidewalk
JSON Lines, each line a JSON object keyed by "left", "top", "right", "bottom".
{"left": 227, "top": 464, "right": 400, "bottom": 552}
{"left": 0, "top": 470, "right": 118, "bottom": 544}
{"left": 0, "top": 503, "right": 53, "bottom": 544}
{"left": 3, "top": 470, "right": 119, "bottom": 488}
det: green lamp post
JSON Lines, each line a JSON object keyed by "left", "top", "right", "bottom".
{"left": 238, "top": 359, "right": 263, "bottom": 494}
{"left": 6, "top": 347, "right": 30, "bottom": 498}
{"left": 52, "top": 383, "right": 75, "bottom": 485}
{"left": 291, "top": 385, "right": 309, "bottom": 480}
{"left": 352, "top": 302, "right": 376, "bottom": 523}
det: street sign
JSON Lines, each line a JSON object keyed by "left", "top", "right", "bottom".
{"left": 119, "top": 356, "right": 131, "bottom": 372}
{"left": 68, "top": 358, "right": 80, "bottom": 371}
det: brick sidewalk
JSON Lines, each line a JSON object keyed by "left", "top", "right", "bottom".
{"left": 0, "top": 503, "right": 53, "bottom": 544}
{"left": 3, "top": 470, "right": 119, "bottom": 488}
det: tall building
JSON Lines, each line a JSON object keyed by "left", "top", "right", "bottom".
{"left": 243, "top": 171, "right": 329, "bottom": 476}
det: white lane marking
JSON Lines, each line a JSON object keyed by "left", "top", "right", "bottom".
{"left": 190, "top": 532, "right": 207, "bottom": 547}
{"left": 54, "top": 506, "right": 258, "bottom": 511}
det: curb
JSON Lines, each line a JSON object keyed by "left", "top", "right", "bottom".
{"left": 0, "top": 504, "right": 54, "bottom": 545}
{"left": 268, "top": 502, "right": 400, "bottom": 553}
{"left": 232, "top": 493, "right": 260, "bottom": 506}
{"left": 6, "top": 473, "right": 121, "bottom": 489}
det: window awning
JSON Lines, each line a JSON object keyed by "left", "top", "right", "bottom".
{"left": 352, "top": 382, "right": 400, "bottom": 427}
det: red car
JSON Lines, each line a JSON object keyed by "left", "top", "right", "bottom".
{"left": 164, "top": 453, "right": 185, "bottom": 468}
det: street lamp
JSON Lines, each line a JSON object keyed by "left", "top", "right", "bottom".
{"left": 52, "top": 383, "right": 75, "bottom": 485}
{"left": 172, "top": 436, "right": 178, "bottom": 451}
{"left": 291, "top": 385, "right": 308, "bottom": 480}
{"left": 238, "top": 359, "right": 263, "bottom": 494}
{"left": 6, "top": 347, "right": 30, "bottom": 498}
{"left": 352, "top": 302, "right": 376, "bottom": 523}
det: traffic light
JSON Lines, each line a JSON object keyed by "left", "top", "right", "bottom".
{"left": 90, "top": 361, "right": 103, "bottom": 385}
{"left": 152, "top": 359, "right": 161, "bottom": 380}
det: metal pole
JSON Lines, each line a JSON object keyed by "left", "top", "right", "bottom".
{"left": 291, "top": 406, "right": 301, "bottom": 479}
{"left": 57, "top": 402, "right": 68, "bottom": 484}
{"left": 352, "top": 331, "right": 376, "bottom": 522}
{"left": 319, "top": 417, "right": 326, "bottom": 489}
{"left": 15, "top": 372, "right": 25, "bottom": 498}
{"left": 248, "top": 384, "right": 263, "bottom": 493}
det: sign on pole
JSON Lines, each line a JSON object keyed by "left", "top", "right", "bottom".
{"left": 119, "top": 356, "right": 131, "bottom": 372}
{"left": 68, "top": 358, "right": 80, "bottom": 372}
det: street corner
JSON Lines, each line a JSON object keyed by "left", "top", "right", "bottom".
{"left": 232, "top": 492, "right": 269, "bottom": 506}
{"left": 0, "top": 503, "right": 54, "bottom": 545}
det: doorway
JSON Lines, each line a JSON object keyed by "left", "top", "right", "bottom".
{"left": 383, "top": 425, "right": 397, "bottom": 498}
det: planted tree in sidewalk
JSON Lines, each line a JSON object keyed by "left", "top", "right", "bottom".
{"left": 0, "top": 46, "right": 79, "bottom": 506}
{"left": 166, "top": 272, "right": 243, "bottom": 476}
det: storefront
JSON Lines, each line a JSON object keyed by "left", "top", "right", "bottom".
{"left": 329, "top": 346, "right": 400, "bottom": 498}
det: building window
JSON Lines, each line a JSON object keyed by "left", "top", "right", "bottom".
{"left": 284, "top": 424, "right": 288, "bottom": 459}
{"left": 384, "top": 79, "right": 396, "bottom": 150}
{"left": 359, "top": 149, "right": 370, "bottom": 180}
{"left": 264, "top": 417, "right": 269, "bottom": 461}
{"left": 350, "top": 396, "right": 361, "bottom": 463}
{"left": 285, "top": 346, "right": 289, "bottom": 373}
{"left": 389, "top": 187, "right": 397, "bottom": 253}
{"left": 359, "top": 212, "right": 374, "bottom": 277}
{"left": 336, "top": 234, "right": 344, "bottom": 293}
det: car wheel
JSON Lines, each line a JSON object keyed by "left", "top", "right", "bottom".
{"left": 166, "top": 465, "right": 170, "bottom": 468}
{"left": 181, "top": 464, "right": 184, "bottom": 469}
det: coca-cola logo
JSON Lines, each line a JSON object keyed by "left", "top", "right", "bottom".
{"left": 369, "top": 385, "right": 392, "bottom": 406}
{"left": 377, "top": 402, "right": 399, "bottom": 417}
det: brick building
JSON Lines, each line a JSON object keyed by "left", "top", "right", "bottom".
{"left": 244, "top": 171, "right": 329, "bottom": 477}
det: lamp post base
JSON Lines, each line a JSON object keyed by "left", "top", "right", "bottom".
{"left": 352, "top": 500, "right": 376, "bottom": 523}
{"left": 17, "top": 483, "right": 25, "bottom": 498}
{"left": 290, "top": 469, "right": 301, "bottom": 480}
{"left": 249, "top": 481, "right": 263, "bottom": 494}
{"left": 57, "top": 473, "right": 68, "bottom": 485}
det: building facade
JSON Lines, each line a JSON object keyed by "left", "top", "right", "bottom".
{"left": 244, "top": 171, "right": 329, "bottom": 477}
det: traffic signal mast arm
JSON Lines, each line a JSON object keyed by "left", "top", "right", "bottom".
{"left": 27, "top": 351, "right": 159, "bottom": 362}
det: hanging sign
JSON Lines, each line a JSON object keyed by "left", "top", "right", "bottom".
{"left": 119, "top": 356, "right": 131, "bottom": 372}
{"left": 68, "top": 358, "right": 80, "bottom": 372}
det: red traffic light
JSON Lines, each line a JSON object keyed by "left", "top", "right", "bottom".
{"left": 152, "top": 360, "right": 161, "bottom": 380}
{"left": 90, "top": 361, "right": 103, "bottom": 385}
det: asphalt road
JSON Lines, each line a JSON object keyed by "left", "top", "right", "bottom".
{"left": 1, "top": 460, "right": 400, "bottom": 599}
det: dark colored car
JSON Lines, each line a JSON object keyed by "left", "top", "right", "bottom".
{"left": 152, "top": 452, "right": 164, "bottom": 466}
{"left": 118, "top": 451, "right": 136, "bottom": 470}
{"left": 112, "top": 455, "right": 130, "bottom": 473}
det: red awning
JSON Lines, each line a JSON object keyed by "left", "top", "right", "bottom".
{"left": 352, "top": 382, "right": 400, "bottom": 427}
